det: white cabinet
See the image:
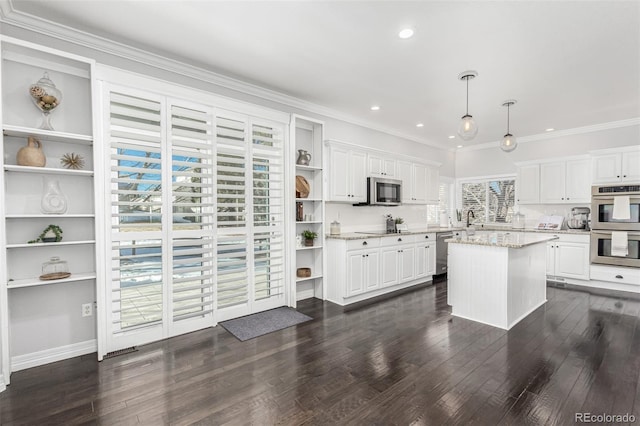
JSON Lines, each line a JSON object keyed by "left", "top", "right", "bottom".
{"left": 546, "top": 234, "right": 590, "bottom": 281}
{"left": 346, "top": 249, "right": 379, "bottom": 297}
{"left": 516, "top": 164, "right": 540, "bottom": 204}
{"left": 327, "top": 145, "right": 366, "bottom": 203}
{"left": 416, "top": 239, "right": 436, "bottom": 279}
{"left": 326, "top": 234, "right": 436, "bottom": 305}
{"left": 539, "top": 159, "right": 590, "bottom": 203}
{"left": 368, "top": 154, "right": 396, "bottom": 177}
{"left": 592, "top": 149, "right": 640, "bottom": 184}
{"left": 398, "top": 161, "right": 427, "bottom": 204}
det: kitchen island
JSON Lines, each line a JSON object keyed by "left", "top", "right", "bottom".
{"left": 446, "top": 232, "right": 558, "bottom": 330}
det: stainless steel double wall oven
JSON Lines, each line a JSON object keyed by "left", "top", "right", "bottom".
{"left": 590, "top": 184, "right": 640, "bottom": 268}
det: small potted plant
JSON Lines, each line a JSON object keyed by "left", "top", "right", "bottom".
{"left": 394, "top": 217, "right": 404, "bottom": 233}
{"left": 28, "top": 224, "right": 63, "bottom": 243}
{"left": 301, "top": 230, "right": 317, "bottom": 247}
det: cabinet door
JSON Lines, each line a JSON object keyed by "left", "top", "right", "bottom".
{"left": 425, "top": 242, "right": 436, "bottom": 276}
{"left": 622, "top": 151, "right": 640, "bottom": 182}
{"left": 365, "top": 250, "right": 380, "bottom": 291}
{"left": 546, "top": 243, "right": 556, "bottom": 275}
{"left": 368, "top": 154, "right": 384, "bottom": 177}
{"left": 592, "top": 154, "right": 622, "bottom": 184}
{"left": 415, "top": 245, "right": 427, "bottom": 279}
{"left": 412, "top": 164, "right": 427, "bottom": 204}
{"left": 350, "top": 151, "right": 368, "bottom": 202}
{"left": 399, "top": 246, "right": 415, "bottom": 282}
{"left": 397, "top": 160, "right": 413, "bottom": 203}
{"left": 565, "top": 159, "right": 591, "bottom": 203}
{"left": 381, "top": 247, "right": 399, "bottom": 287}
{"left": 346, "top": 251, "right": 365, "bottom": 296}
{"left": 555, "top": 242, "right": 590, "bottom": 280}
{"left": 425, "top": 167, "right": 439, "bottom": 204}
{"left": 540, "top": 162, "right": 566, "bottom": 203}
{"left": 383, "top": 158, "right": 397, "bottom": 178}
{"left": 329, "top": 146, "right": 350, "bottom": 202}
{"left": 516, "top": 164, "right": 540, "bottom": 204}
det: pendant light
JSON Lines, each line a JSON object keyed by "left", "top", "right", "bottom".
{"left": 500, "top": 100, "right": 517, "bottom": 152}
{"left": 457, "top": 70, "right": 478, "bottom": 141}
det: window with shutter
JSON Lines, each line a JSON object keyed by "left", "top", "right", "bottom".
{"left": 460, "top": 178, "right": 516, "bottom": 224}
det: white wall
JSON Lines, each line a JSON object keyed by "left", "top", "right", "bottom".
{"left": 455, "top": 124, "right": 639, "bottom": 178}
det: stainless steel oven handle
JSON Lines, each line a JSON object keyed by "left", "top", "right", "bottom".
{"left": 591, "top": 230, "right": 640, "bottom": 237}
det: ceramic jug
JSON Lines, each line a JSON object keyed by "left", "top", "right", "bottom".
{"left": 296, "top": 149, "right": 311, "bottom": 166}
{"left": 16, "top": 136, "right": 46, "bottom": 167}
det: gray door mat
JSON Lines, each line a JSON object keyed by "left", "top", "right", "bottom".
{"left": 220, "top": 307, "right": 313, "bottom": 341}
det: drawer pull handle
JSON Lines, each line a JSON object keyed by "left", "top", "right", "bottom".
{"left": 362, "top": 241, "right": 368, "bottom": 246}
{"left": 615, "top": 275, "right": 624, "bottom": 279}
{"left": 398, "top": 238, "right": 402, "bottom": 242}
{"left": 425, "top": 235, "right": 429, "bottom": 239}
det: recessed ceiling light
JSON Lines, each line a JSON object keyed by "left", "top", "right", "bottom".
{"left": 416, "top": 123, "right": 424, "bottom": 128}
{"left": 448, "top": 135, "right": 456, "bottom": 139}
{"left": 370, "top": 105, "right": 380, "bottom": 111}
{"left": 457, "top": 145, "right": 463, "bottom": 148}
{"left": 545, "top": 128, "right": 555, "bottom": 132}
{"left": 398, "top": 28, "right": 414, "bottom": 39}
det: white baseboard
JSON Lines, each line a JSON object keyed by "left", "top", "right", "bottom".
{"left": 11, "top": 339, "right": 97, "bottom": 372}
{"left": 296, "top": 287, "right": 315, "bottom": 301}
{"left": 0, "top": 374, "right": 6, "bottom": 393}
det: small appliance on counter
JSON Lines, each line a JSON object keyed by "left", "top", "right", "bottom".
{"left": 330, "top": 220, "right": 341, "bottom": 235}
{"left": 512, "top": 211, "right": 525, "bottom": 229}
{"left": 567, "top": 207, "right": 591, "bottom": 230}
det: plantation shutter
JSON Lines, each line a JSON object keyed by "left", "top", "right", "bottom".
{"left": 216, "top": 113, "right": 249, "bottom": 309}
{"left": 169, "top": 104, "right": 215, "bottom": 326}
{"left": 461, "top": 179, "right": 515, "bottom": 224}
{"left": 251, "top": 122, "right": 285, "bottom": 301}
{"left": 108, "top": 90, "right": 165, "bottom": 337}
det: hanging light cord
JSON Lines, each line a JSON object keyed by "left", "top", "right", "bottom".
{"left": 506, "top": 103, "right": 511, "bottom": 134}
{"left": 465, "top": 77, "right": 469, "bottom": 115}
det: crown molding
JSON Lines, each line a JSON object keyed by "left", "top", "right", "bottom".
{"left": 0, "top": 0, "right": 446, "bottom": 151}
{"left": 457, "top": 117, "right": 640, "bottom": 152}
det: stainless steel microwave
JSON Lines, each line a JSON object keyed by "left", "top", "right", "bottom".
{"left": 367, "top": 177, "right": 402, "bottom": 206}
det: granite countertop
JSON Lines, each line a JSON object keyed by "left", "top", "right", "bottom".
{"left": 326, "top": 226, "right": 588, "bottom": 240}
{"left": 325, "top": 227, "right": 465, "bottom": 240}
{"left": 445, "top": 232, "right": 559, "bottom": 248}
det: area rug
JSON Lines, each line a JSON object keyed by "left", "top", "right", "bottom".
{"left": 220, "top": 307, "right": 313, "bottom": 341}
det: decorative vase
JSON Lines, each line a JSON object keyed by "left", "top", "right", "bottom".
{"left": 41, "top": 178, "right": 68, "bottom": 214}
{"left": 296, "top": 150, "right": 311, "bottom": 166}
{"left": 16, "top": 136, "right": 46, "bottom": 167}
{"left": 29, "top": 72, "right": 63, "bottom": 130}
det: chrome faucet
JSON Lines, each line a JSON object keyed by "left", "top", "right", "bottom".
{"left": 466, "top": 210, "right": 475, "bottom": 227}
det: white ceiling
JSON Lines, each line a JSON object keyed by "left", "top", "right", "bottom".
{"left": 5, "top": 1, "right": 640, "bottom": 149}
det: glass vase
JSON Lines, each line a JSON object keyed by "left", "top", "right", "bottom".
{"left": 29, "top": 72, "right": 63, "bottom": 130}
{"left": 41, "top": 178, "right": 68, "bottom": 214}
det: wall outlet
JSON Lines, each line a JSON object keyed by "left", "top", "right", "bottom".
{"left": 82, "top": 303, "right": 93, "bottom": 317}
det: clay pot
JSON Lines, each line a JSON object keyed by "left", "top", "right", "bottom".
{"left": 17, "top": 136, "right": 46, "bottom": 167}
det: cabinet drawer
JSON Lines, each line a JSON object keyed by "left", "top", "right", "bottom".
{"left": 590, "top": 265, "right": 640, "bottom": 286}
{"left": 414, "top": 233, "right": 436, "bottom": 241}
{"left": 346, "top": 238, "right": 380, "bottom": 251}
{"left": 548, "top": 233, "right": 590, "bottom": 244}
{"left": 380, "top": 235, "right": 416, "bottom": 247}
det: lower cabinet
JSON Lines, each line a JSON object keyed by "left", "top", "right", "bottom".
{"left": 546, "top": 234, "right": 590, "bottom": 281}
{"left": 326, "top": 233, "right": 436, "bottom": 305}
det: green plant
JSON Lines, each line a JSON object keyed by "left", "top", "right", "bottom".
{"left": 28, "top": 224, "right": 63, "bottom": 243}
{"left": 394, "top": 217, "right": 404, "bottom": 224}
{"left": 301, "top": 230, "right": 317, "bottom": 240}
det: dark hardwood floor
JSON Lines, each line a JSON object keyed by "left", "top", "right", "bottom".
{"left": 2, "top": 282, "right": 640, "bottom": 425}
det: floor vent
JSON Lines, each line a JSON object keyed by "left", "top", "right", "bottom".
{"left": 104, "top": 347, "right": 138, "bottom": 359}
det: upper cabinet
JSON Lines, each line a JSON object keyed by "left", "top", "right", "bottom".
{"left": 326, "top": 144, "right": 366, "bottom": 203}
{"left": 539, "top": 159, "right": 590, "bottom": 203}
{"left": 517, "top": 157, "right": 590, "bottom": 205}
{"left": 516, "top": 164, "right": 540, "bottom": 204}
{"left": 425, "top": 166, "right": 439, "bottom": 204}
{"left": 591, "top": 148, "right": 640, "bottom": 184}
{"left": 398, "top": 161, "right": 427, "bottom": 204}
{"left": 368, "top": 154, "right": 396, "bottom": 178}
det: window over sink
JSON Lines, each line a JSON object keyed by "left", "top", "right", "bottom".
{"left": 459, "top": 177, "right": 516, "bottom": 224}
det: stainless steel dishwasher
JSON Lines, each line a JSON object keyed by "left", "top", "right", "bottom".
{"left": 435, "top": 232, "right": 453, "bottom": 275}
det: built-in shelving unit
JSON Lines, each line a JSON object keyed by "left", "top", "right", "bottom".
{"left": 0, "top": 36, "right": 98, "bottom": 383}
{"left": 290, "top": 115, "right": 325, "bottom": 304}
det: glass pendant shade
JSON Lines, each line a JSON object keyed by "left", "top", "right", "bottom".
{"left": 501, "top": 133, "right": 517, "bottom": 152}
{"left": 458, "top": 114, "right": 478, "bottom": 140}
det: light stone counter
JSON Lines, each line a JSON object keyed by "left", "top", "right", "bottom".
{"left": 445, "top": 232, "right": 558, "bottom": 248}
{"left": 326, "top": 227, "right": 464, "bottom": 240}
